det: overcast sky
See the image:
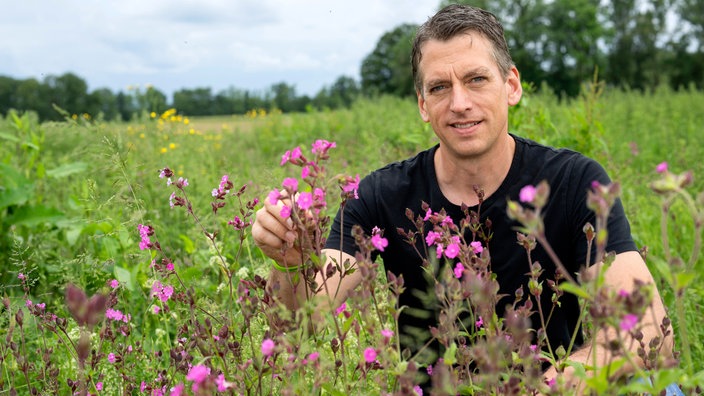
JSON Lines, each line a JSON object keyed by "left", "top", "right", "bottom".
{"left": 0, "top": 1, "right": 440, "bottom": 99}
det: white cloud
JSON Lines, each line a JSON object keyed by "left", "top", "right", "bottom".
{"left": 0, "top": 0, "right": 439, "bottom": 96}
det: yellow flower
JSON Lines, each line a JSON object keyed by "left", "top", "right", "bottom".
{"left": 139, "top": 133, "right": 145, "bottom": 139}
{"left": 177, "top": 169, "right": 184, "bottom": 176}
{"left": 150, "top": 112, "right": 157, "bottom": 118}
{"left": 83, "top": 113, "right": 91, "bottom": 120}
{"left": 189, "top": 128, "right": 195, "bottom": 135}
{"left": 160, "top": 147, "right": 167, "bottom": 154}
{"left": 169, "top": 143, "right": 176, "bottom": 150}
{"left": 183, "top": 118, "right": 190, "bottom": 125}
{"left": 71, "top": 114, "right": 78, "bottom": 120}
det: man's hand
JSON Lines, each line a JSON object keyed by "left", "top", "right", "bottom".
{"left": 251, "top": 192, "right": 306, "bottom": 267}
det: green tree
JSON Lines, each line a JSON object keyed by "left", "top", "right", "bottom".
{"left": 361, "top": 23, "right": 417, "bottom": 97}
{"left": 439, "top": 0, "right": 549, "bottom": 92}
{"left": 87, "top": 88, "right": 119, "bottom": 120}
{"left": 543, "top": 0, "right": 604, "bottom": 96}
{"left": 269, "top": 82, "right": 298, "bottom": 112}
{"left": 44, "top": 72, "right": 89, "bottom": 120}
{"left": 173, "top": 88, "right": 213, "bottom": 116}
{"left": 0, "top": 76, "right": 20, "bottom": 116}
{"left": 602, "top": 0, "right": 670, "bottom": 90}
{"left": 15, "top": 78, "right": 51, "bottom": 120}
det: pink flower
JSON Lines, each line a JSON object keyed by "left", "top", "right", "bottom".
{"left": 267, "top": 189, "right": 281, "bottom": 205}
{"left": 335, "top": 302, "right": 347, "bottom": 315}
{"left": 311, "top": 139, "right": 336, "bottom": 155}
{"left": 308, "top": 351, "right": 320, "bottom": 362}
{"left": 371, "top": 234, "right": 388, "bottom": 251}
{"left": 414, "top": 385, "right": 423, "bottom": 396}
{"left": 17, "top": 273, "right": 25, "bottom": 280}
{"left": 618, "top": 289, "right": 630, "bottom": 298}
{"left": 453, "top": 262, "right": 464, "bottom": 279}
{"left": 445, "top": 242, "right": 460, "bottom": 259}
{"left": 381, "top": 329, "right": 394, "bottom": 339}
{"left": 216, "top": 374, "right": 233, "bottom": 391}
{"left": 108, "top": 353, "right": 116, "bottom": 363}
{"left": 423, "top": 208, "right": 433, "bottom": 221}
{"left": 297, "top": 192, "right": 313, "bottom": 210}
{"left": 470, "top": 241, "right": 483, "bottom": 255}
{"left": 261, "top": 338, "right": 275, "bottom": 356}
{"left": 282, "top": 177, "right": 298, "bottom": 191}
{"left": 151, "top": 281, "right": 174, "bottom": 302}
{"left": 140, "top": 381, "right": 147, "bottom": 392}
{"left": 109, "top": 279, "right": 119, "bottom": 289}
{"left": 106, "top": 308, "right": 125, "bottom": 321}
{"left": 425, "top": 231, "right": 442, "bottom": 246}
{"left": 137, "top": 224, "right": 152, "bottom": 250}
{"left": 656, "top": 161, "right": 668, "bottom": 173}
{"left": 342, "top": 174, "right": 360, "bottom": 199}
{"left": 170, "top": 383, "right": 184, "bottom": 396}
{"left": 363, "top": 347, "right": 377, "bottom": 363}
{"left": 96, "top": 382, "right": 103, "bottom": 391}
{"left": 153, "top": 305, "right": 161, "bottom": 314}
{"left": 426, "top": 365, "right": 433, "bottom": 375}
{"left": 280, "top": 205, "right": 291, "bottom": 218}
{"left": 186, "top": 365, "right": 211, "bottom": 383}
{"left": 280, "top": 150, "right": 291, "bottom": 166}
{"left": 475, "top": 316, "right": 484, "bottom": 328}
{"left": 620, "top": 313, "right": 639, "bottom": 331}
{"left": 519, "top": 185, "right": 537, "bottom": 203}
{"left": 291, "top": 146, "right": 303, "bottom": 161}
{"left": 313, "top": 188, "right": 326, "bottom": 205}
{"left": 301, "top": 166, "right": 310, "bottom": 179}
{"left": 25, "top": 299, "right": 32, "bottom": 307}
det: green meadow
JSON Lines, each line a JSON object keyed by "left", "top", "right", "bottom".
{"left": 2, "top": 83, "right": 703, "bottom": 394}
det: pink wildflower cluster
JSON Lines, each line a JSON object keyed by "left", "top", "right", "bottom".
{"left": 151, "top": 281, "right": 174, "bottom": 303}
{"left": 137, "top": 224, "right": 154, "bottom": 250}
{"left": 212, "top": 174, "right": 233, "bottom": 198}
{"left": 420, "top": 207, "right": 486, "bottom": 283}
{"left": 105, "top": 308, "right": 130, "bottom": 323}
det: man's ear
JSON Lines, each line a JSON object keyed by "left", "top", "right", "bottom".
{"left": 506, "top": 66, "right": 522, "bottom": 106}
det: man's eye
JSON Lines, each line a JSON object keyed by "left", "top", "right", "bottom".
{"left": 429, "top": 85, "right": 446, "bottom": 93}
{"left": 471, "top": 76, "right": 487, "bottom": 83}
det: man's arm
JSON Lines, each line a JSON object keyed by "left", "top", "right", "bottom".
{"left": 544, "top": 251, "right": 673, "bottom": 386}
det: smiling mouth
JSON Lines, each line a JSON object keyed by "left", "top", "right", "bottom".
{"left": 451, "top": 121, "right": 481, "bottom": 128}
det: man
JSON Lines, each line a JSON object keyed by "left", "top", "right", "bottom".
{"left": 252, "top": 4, "right": 673, "bottom": 392}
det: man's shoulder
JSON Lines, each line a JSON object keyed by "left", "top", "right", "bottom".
{"left": 514, "top": 135, "right": 598, "bottom": 172}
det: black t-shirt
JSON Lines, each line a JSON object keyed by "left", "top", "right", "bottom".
{"left": 325, "top": 134, "right": 637, "bottom": 357}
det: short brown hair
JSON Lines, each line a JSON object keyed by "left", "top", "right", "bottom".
{"left": 411, "top": 4, "right": 514, "bottom": 93}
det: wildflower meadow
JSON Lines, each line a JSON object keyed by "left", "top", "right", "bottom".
{"left": 2, "top": 82, "right": 704, "bottom": 395}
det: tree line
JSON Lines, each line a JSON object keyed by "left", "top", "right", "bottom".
{"left": 2, "top": 0, "right": 703, "bottom": 121}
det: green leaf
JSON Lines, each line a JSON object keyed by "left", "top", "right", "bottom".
{"left": 649, "top": 255, "right": 674, "bottom": 287}
{"left": 0, "top": 131, "right": 21, "bottom": 143}
{"left": 321, "top": 384, "right": 347, "bottom": 396}
{"left": 114, "top": 266, "right": 135, "bottom": 291}
{"left": 558, "top": 282, "right": 591, "bottom": 300}
{"left": 46, "top": 162, "right": 88, "bottom": 178}
{"left": 179, "top": 234, "right": 196, "bottom": 254}
{"left": 442, "top": 342, "right": 457, "bottom": 366}
{"left": 5, "top": 204, "right": 65, "bottom": 227}
{"left": 674, "top": 271, "right": 696, "bottom": 290}
{"left": 0, "top": 163, "right": 34, "bottom": 209}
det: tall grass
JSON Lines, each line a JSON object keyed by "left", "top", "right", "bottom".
{"left": 1, "top": 85, "right": 703, "bottom": 394}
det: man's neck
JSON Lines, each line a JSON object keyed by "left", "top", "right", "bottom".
{"left": 434, "top": 134, "right": 516, "bottom": 207}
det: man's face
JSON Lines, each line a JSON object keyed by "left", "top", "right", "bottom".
{"left": 417, "top": 33, "right": 522, "bottom": 161}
